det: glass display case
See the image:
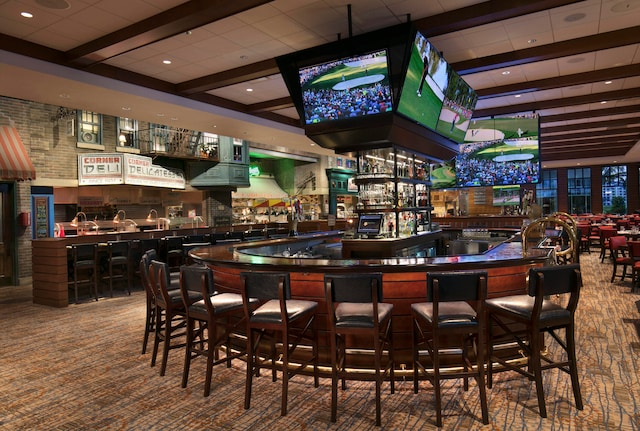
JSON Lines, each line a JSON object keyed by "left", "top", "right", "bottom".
{"left": 355, "top": 147, "right": 433, "bottom": 238}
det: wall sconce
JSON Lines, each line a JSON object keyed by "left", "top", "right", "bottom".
{"left": 146, "top": 209, "right": 159, "bottom": 229}
{"left": 113, "top": 209, "right": 126, "bottom": 231}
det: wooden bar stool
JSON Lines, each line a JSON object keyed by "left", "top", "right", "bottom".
{"left": 149, "top": 260, "right": 187, "bottom": 376}
{"left": 69, "top": 243, "right": 98, "bottom": 303}
{"left": 411, "top": 270, "right": 489, "bottom": 427}
{"left": 486, "top": 264, "right": 583, "bottom": 418}
{"left": 104, "top": 240, "right": 131, "bottom": 297}
{"left": 324, "top": 273, "right": 394, "bottom": 426}
{"left": 180, "top": 264, "right": 247, "bottom": 397}
{"left": 240, "top": 271, "right": 319, "bottom": 416}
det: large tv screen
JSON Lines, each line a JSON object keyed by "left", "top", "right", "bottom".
{"left": 455, "top": 114, "right": 540, "bottom": 187}
{"left": 493, "top": 185, "right": 521, "bottom": 206}
{"left": 430, "top": 159, "right": 457, "bottom": 189}
{"left": 299, "top": 50, "right": 393, "bottom": 124}
{"left": 396, "top": 32, "right": 448, "bottom": 131}
{"left": 435, "top": 67, "right": 478, "bottom": 144}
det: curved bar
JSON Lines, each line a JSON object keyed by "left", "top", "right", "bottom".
{"left": 190, "top": 231, "right": 551, "bottom": 372}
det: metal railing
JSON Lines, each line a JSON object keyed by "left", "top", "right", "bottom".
{"left": 135, "top": 127, "right": 219, "bottom": 160}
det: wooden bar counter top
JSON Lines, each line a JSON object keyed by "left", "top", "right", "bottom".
{"left": 189, "top": 231, "right": 551, "bottom": 371}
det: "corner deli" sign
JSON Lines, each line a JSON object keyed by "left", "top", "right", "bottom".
{"left": 78, "top": 154, "right": 185, "bottom": 189}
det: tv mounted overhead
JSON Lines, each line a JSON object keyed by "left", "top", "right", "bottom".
{"left": 396, "top": 30, "right": 477, "bottom": 145}
{"left": 456, "top": 114, "right": 540, "bottom": 187}
{"left": 275, "top": 23, "right": 466, "bottom": 161}
{"left": 299, "top": 50, "right": 393, "bottom": 125}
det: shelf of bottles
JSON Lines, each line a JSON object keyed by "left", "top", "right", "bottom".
{"left": 355, "top": 147, "right": 433, "bottom": 238}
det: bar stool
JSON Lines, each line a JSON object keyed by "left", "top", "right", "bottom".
{"left": 149, "top": 260, "right": 187, "bottom": 376}
{"left": 324, "top": 273, "right": 394, "bottom": 426}
{"left": 104, "top": 240, "right": 131, "bottom": 297}
{"left": 139, "top": 249, "right": 161, "bottom": 354}
{"left": 179, "top": 264, "right": 247, "bottom": 397}
{"left": 69, "top": 243, "right": 98, "bottom": 303}
{"left": 486, "top": 264, "right": 583, "bottom": 418}
{"left": 240, "top": 271, "right": 319, "bottom": 416}
{"left": 164, "top": 236, "right": 185, "bottom": 271}
{"left": 411, "top": 270, "right": 489, "bottom": 427}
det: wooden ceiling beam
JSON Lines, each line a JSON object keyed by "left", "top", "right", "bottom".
{"left": 476, "top": 64, "right": 640, "bottom": 99}
{"left": 453, "top": 26, "right": 640, "bottom": 75}
{"left": 473, "top": 87, "right": 640, "bottom": 118}
{"left": 542, "top": 118, "right": 640, "bottom": 133}
{"left": 176, "top": 0, "right": 583, "bottom": 95}
{"left": 540, "top": 104, "right": 640, "bottom": 123}
{"left": 543, "top": 127, "right": 640, "bottom": 142}
{"left": 65, "top": 0, "right": 273, "bottom": 66}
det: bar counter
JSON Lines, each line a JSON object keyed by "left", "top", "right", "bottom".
{"left": 189, "top": 231, "right": 552, "bottom": 368}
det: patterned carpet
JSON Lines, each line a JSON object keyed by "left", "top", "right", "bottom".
{"left": 1, "top": 251, "right": 639, "bottom": 430}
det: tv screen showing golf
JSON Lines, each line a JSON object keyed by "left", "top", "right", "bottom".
{"left": 298, "top": 50, "right": 393, "bottom": 124}
{"left": 430, "top": 159, "right": 457, "bottom": 189}
{"left": 493, "top": 185, "right": 521, "bottom": 206}
{"left": 396, "top": 31, "right": 447, "bottom": 131}
{"left": 435, "top": 68, "right": 478, "bottom": 144}
{"left": 455, "top": 114, "right": 540, "bottom": 187}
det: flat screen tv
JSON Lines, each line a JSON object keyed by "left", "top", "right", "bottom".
{"left": 430, "top": 158, "right": 457, "bottom": 189}
{"left": 357, "top": 214, "right": 383, "bottom": 236}
{"left": 455, "top": 114, "right": 540, "bottom": 187}
{"left": 299, "top": 50, "right": 393, "bottom": 125}
{"left": 396, "top": 32, "right": 448, "bottom": 131}
{"left": 435, "top": 66, "right": 478, "bottom": 144}
{"left": 493, "top": 185, "right": 521, "bottom": 206}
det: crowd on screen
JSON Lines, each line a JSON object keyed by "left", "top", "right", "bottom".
{"left": 456, "top": 140, "right": 539, "bottom": 186}
{"left": 303, "top": 83, "right": 393, "bottom": 123}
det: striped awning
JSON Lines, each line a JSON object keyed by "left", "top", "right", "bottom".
{"left": 0, "top": 125, "right": 36, "bottom": 181}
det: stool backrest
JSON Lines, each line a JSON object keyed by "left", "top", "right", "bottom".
{"left": 107, "top": 240, "right": 129, "bottom": 257}
{"left": 72, "top": 243, "right": 97, "bottom": 262}
{"left": 180, "top": 264, "right": 213, "bottom": 308}
{"left": 528, "top": 264, "right": 581, "bottom": 297}
{"left": 149, "top": 260, "right": 172, "bottom": 305}
{"left": 324, "top": 273, "right": 383, "bottom": 303}
{"left": 427, "top": 270, "right": 488, "bottom": 303}
{"left": 241, "top": 271, "right": 290, "bottom": 301}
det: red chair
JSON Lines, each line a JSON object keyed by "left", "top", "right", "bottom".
{"left": 627, "top": 241, "right": 640, "bottom": 292}
{"left": 599, "top": 227, "right": 617, "bottom": 262}
{"left": 610, "top": 236, "right": 632, "bottom": 282}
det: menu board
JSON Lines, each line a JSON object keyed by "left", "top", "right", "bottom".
{"left": 34, "top": 196, "right": 49, "bottom": 238}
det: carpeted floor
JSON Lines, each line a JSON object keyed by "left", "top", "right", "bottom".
{"left": 1, "top": 251, "right": 640, "bottom": 430}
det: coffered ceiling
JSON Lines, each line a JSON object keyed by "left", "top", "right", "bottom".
{"left": 0, "top": 0, "right": 639, "bottom": 168}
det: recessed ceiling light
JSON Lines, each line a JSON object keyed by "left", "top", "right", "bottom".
{"left": 501, "top": 71, "right": 510, "bottom": 75}
{"left": 605, "top": 80, "right": 613, "bottom": 84}
{"left": 514, "top": 94, "right": 521, "bottom": 98}
{"left": 246, "top": 88, "right": 253, "bottom": 92}
{"left": 121, "top": 106, "right": 131, "bottom": 111}
{"left": 20, "top": 11, "right": 33, "bottom": 18}
{"left": 564, "top": 12, "right": 586, "bottom": 22}
{"left": 527, "top": 39, "right": 537, "bottom": 44}
{"left": 156, "top": 113, "right": 165, "bottom": 117}
{"left": 170, "top": 117, "right": 178, "bottom": 121}
{"left": 611, "top": 0, "right": 640, "bottom": 13}
{"left": 601, "top": 101, "right": 608, "bottom": 104}
{"left": 58, "top": 93, "right": 70, "bottom": 99}
{"left": 162, "top": 59, "right": 172, "bottom": 65}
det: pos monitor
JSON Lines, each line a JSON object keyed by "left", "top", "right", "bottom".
{"left": 357, "top": 214, "right": 383, "bottom": 238}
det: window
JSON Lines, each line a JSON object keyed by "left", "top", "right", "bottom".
{"left": 150, "top": 124, "right": 170, "bottom": 152}
{"left": 76, "top": 110, "right": 102, "bottom": 148}
{"left": 602, "top": 165, "right": 627, "bottom": 214}
{"left": 117, "top": 117, "right": 138, "bottom": 149}
{"left": 567, "top": 168, "right": 591, "bottom": 214}
{"left": 536, "top": 169, "right": 557, "bottom": 215}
